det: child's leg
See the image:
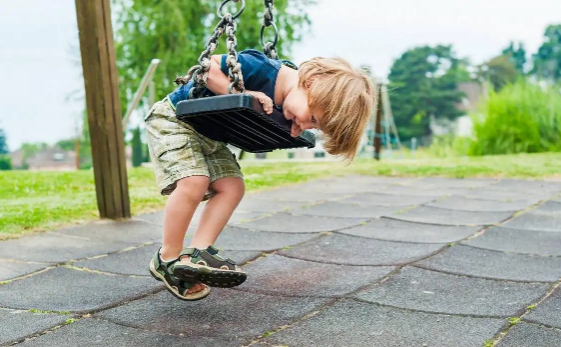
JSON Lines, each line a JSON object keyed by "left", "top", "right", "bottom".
{"left": 160, "top": 175, "right": 209, "bottom": 260}
{"left": 189, "top": 176, "right": 245, "bottom": 249}
{"left": 144, "top": 99, "right": 214, "bottom": 297}
{"left": 171, "top": 145, "right": 247, "bottom": 288}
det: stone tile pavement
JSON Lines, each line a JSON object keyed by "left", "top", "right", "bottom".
{"left": 1, "top": 175, "right": 561, "bottom": 346}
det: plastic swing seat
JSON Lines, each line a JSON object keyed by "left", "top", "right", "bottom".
{"left": 175, "top": 93, "right": 316, "bottom": 153}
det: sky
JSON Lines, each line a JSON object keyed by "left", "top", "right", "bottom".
{"left": 0, "top": 0, "right": 560, "bottom": 151}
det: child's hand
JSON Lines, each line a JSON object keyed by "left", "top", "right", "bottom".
{"left": 246, "top": 91, "right": 274, "bottom": 114}
{"left": 291, "top": 122, "right": 303, "bottom": 137}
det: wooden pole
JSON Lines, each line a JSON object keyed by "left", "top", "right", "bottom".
{"left": 75, "top": 0, "right": 130, "bottom": 219}
{"left": 373, "top": 85, "right": 383, "bottom": 160}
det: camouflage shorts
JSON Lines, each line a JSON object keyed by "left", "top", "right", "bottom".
{"left": 145, "top": 98, "right": 243, "bottom": 200}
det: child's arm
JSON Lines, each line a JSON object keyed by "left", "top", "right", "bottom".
{"left": 206, "top": 55, "right": 273, "bottom": 114}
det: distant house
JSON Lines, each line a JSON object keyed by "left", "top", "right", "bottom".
{"left": 10, "top": 149, "right": 25, "bottom": 169}
{"left": 430, "top": 81, "right": 488, "bottom": 138}
{"left": 25, "top": 146, "right": 77, "bottom": 171}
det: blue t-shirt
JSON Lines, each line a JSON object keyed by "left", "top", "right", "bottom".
{"left": 167, "top": 50, "right": 294, "bottom": 109}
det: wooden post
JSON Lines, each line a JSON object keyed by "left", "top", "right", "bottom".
{"left": 373, "top": 85, "right": 383, "bottom": 160}
{"left": 75, "top": 0, "right": 131, "bottom": 219}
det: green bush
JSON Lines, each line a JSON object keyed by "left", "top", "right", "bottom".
{"left": 0, "top": 155, "right": 12, "bottom": 170}
{"left": 468, "top": 80, "right": 561, "bottom": 156}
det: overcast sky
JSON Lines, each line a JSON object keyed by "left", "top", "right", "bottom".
{"left": 1, "top": 0, "right": 560, "bottom": 151}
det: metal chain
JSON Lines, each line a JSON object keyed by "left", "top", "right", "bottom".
{"left": 261, "top": 0, "right": 279, "bottom": 59}
{"left": 180, "top": 0, "right": 245, "bottom": 99}
{"left": 225, "top": 16, "right": 245, "bottom": 93}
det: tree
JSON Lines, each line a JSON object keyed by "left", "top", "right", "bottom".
{"left": 0, "top": 127, "right": 9, "bottom": 154}
{"left": 532, "top": 24, "right": 561, "bottom": 82}
{"left": 502, "top": 41, "right": 527, "bottom": 74}
{"left": 387, "top": 45, "right": 467, "bottom": 141}
{"left": 131, "top": 126, "right": 143, "bottom": 167}
{"left": 478, "top": 55, "right": 518, "bottom": 91}
{"left": 0, "top": 156, "right": 12, "bottom": 170}
{"left": 113, "top": 0, "right": 314, "bottom": 116}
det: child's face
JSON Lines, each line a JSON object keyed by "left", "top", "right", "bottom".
{"left": 282, "top": 87, "right": 323, "bottom": 137}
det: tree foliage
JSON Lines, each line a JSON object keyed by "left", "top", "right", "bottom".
{"left": 0, "top": 155, "right": 11, "bottom": 170}
{"left": 0, "top": 127, "right": 9, "bottom": 155}
{"left": 478, "top": 54, "right": 518, "bottom": 91}
{"left": 387, "top": 45, "right": 467, "bottom": 141}
{"left": 502, "top": 41, "right": 527, "bottom": 74}
{"left": 532, "top": 24, "right": 561, "bottom": 81}
{"left": 113, "top": 0, "right": 314, "bottom": 116}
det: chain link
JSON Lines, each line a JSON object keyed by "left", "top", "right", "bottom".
{"left": 225, "top": 16, "right": 245, "bottom": 93}
{"left": 178, "top": 0, "right": 245, "bottom": 99}
{"left": 261, "top": 0, "right": 278, "bottom": 59}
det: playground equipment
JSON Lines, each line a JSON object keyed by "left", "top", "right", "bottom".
{"left": 174, "top": 0, "right": 316, "bottom": 153}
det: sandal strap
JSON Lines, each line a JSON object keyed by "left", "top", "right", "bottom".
{"left": 202, "top": 246, "right": 238, "bottom": 267}
{"left": 154, "top": 248, "right": 178, "bottom": 270}
{"left": 179, "top": 247, "right": 200, "bottom": 259}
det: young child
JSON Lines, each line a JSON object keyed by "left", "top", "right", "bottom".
{"left": 146, "top": 49, "right": 375, "bottom": 301}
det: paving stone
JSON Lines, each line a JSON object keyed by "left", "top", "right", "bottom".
{"left": 463, "top": 227, "right": 561, "bottom": 256}
{"left": 533, "top": 200, "right": 561, "bottom": 215}
{"left": 0, "top": 232, "right": 133, "bottom": 263}
{"left": 56, "top": 220, "right": 162, "bottom": 243}
{"left": 356, "top": 267, "right": 549, "bottom": 317}
{"left": 293, "top": 175, "right": 413, "bottom": 193}
{"left": 74, "top": 244, "right": 161, "bottom": 276}
{"left": 0, "top": 267, "right": 161, "bottom": 312}
{"left": 0, "top": 309, "right": 68, "bottom": 345}
{"left": 503, "top": 212, "right": 561, "bottom": 232}
{"left": 227, "top": 211, "right": 269, "bottom": 224}
{"left": 416, "top": 177, "right": 495, "bottom": 188}
{"left": 238, "top": 254, "right": 394, "bottom": 297}
{"left": 134, "top": 209, "right": 201, "bottom": 226}
{"left": 17, "top": 318, "right": 233, "bottom": 347}
{"left": 426, "top": 195, "right": 532, "bottom": 212}
{"left": 280, "top": 233, "right": 443, "bottom": 265}
{"left": 490, "top": 179, "right": 561, "bottom": 193}
{"left": 338, "top": 192, "right": 437, "bottom": 206}
{"left": 235, "top": 197, "right": 304, "bottom": 213}
{"left": 465, "top": 189, "right": 549, "bottom": 203}
{"left": 338, "top": 218, "right": 479, "bottom": 243}
{"left": 253, "top": 187, "right": 350, "bottom": 202}
{"left": 208, "top": 226, "right": 320, "bottom": 251}
{"left": 497, "top": 323, "right": 561, "bottom": 347}
{"left": 417, "top": 245, "right": 561, "bottom": 282}
{"left": 237, "top": 212, "right": 367, "bottom": 233}
{"left": 134, "top": 208, "right": 262, "bottom": 226}
{"left": 0, "top": 260, "right": 48, "bottom": 281}
{"left": 376, "top": 185, "right": 466, "bottom": 197}
{"left": 525, "top": 287, "right": 561, "bottom": 328}
{"left": 290, "top": 201, "right": 402, "bottom": 218}
{"left": 262, "top": 299, "right": 505, "bottom": 347}
{"left": 390, "top": 205, "right": 513, "bottom": 226}
{"left": 96, "top": 288, "right": 329, "bottom": 342}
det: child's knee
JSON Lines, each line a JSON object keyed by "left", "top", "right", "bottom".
{"left": 211, "top": 177, "right": 245, "bottom": 199}
{"left": 174, "top": 175, "right": 210, "bottom": 202}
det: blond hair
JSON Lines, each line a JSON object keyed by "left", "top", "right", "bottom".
{"left": 298, "top": 57, "right": 376, "bottom": 161}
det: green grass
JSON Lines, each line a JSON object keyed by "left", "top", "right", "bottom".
{"left": 1, "top": 152, "right": 560, "bottom": 239}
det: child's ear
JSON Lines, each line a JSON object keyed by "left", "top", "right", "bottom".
{"left": 303, "top": 78, "right": 315, "bottom": 90}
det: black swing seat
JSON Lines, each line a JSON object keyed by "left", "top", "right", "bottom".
{"left": 175, "top": 94, "right": 316, "bottom": 153}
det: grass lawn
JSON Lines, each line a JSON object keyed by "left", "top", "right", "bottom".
{"left": 1, "top": 152, "right": 560, "bottom": 239}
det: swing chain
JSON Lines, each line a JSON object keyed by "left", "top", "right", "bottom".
{"left": 261, "top": 0, "right": 279, "bottom": 59}
{"left": 185, "top": 0, "right": 245, "bottom": 98}
{"left": 225, "top": 15, "right": 245, "bottom": 93}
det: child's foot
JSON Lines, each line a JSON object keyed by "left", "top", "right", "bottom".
{"left": 149, "top": 249, "right": 210, "bottom": 301}
{"left": 173, "top": 246, "right": 247, "bottom": 288}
